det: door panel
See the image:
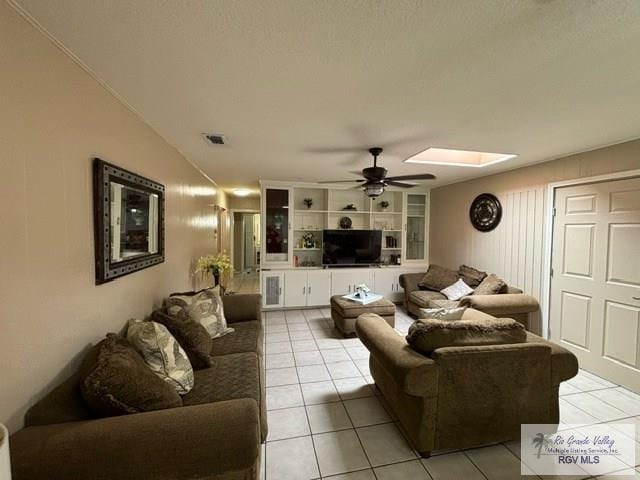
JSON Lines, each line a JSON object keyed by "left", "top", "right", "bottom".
{"left": 284, "top": 270, "right": 308, "bottom": 307}
{"left": 307, "top": 271, "right": 331, "bottom": 306}
{"left": 262, "top": 272, "right": 284, "bottom": 308}
{"left": 550, "top": 176, "right": 640, "bottom": 392}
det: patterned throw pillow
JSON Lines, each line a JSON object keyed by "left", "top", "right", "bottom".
{"left": 458, "top": 265, "right": 487, "bottom": 288}
{"left": 419, "top": 307, "right": 467, "bottom": 321}
{"left": 80, "top": 334, "right": 182, "bottom": 417}
{"left": 440, "top": 279, "right": 474, "bottom": 301}
{"left": 473, "top": 273, "right": 508, "bottom": 295}
{"left": 165, "top": 286, "right": 234, "bottom": 339}
{"left": 126, "top": 319, "right": 194, "bottom": 395}
{"left": 152, "top": 310, "right": 213, "bottom": 369}
{"left": 418, "top": 265, "right": 460, "bottom": 291}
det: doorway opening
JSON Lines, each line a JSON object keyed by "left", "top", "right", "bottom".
{"left": 231, "top": 211, "right": 260, "bottom": 292}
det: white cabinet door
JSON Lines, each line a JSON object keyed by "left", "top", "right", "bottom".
{"left": 307, "top": 271, "right": 331, "bottom": 306}
{"left": 284, "top": 270, "right": 308, "bottom": 307}
{"left": 353, "top": 270, "right": 375, "bottom": 291}
{"left": 262, "top": 272, "right": 284, "bottom": 308}
{"left": 331, "top": 270, "right": 353, "bottom": 295}
{"left": 374, "top": 270, "right": 401, "bottom": 302}
{"left": 331, "top": 269, "right": 375, "bottom": 295}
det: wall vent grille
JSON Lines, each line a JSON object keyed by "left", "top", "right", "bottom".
{"left": 202, "top": 133, "right": 226, "bottom": 145}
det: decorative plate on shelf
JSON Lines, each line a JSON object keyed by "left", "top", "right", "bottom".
{"left": 339, "top": 216, "right": 353, "bottom": 229}
{"left": 469, "top": 193, "right": 502, "bottom": 232}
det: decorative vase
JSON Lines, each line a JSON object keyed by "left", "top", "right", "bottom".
{"left": 213, "top": 272, "right": 220, "bottom": 287}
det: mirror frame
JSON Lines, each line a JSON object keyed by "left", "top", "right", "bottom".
{"left": 93, "top": 158, "right": 165, "bottom": 284}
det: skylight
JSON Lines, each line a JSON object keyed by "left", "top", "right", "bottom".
{"left": 404, "top": 147, "right": 517, "bottom": 168}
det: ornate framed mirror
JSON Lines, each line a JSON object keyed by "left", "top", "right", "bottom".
{"left": 93, "top": 158, "right": 165, "bottom": 284}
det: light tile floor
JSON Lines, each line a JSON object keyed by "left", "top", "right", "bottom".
{"left": 261, "top": 307, "right": 640, "bottom": 479}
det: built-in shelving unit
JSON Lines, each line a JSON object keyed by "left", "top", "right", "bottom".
{"left": 261, "top": 182, "right": 429, "bottom": 269}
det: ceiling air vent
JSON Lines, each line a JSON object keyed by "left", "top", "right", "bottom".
{"left": 202, "top": 133, "right": 226, "bottom": 146}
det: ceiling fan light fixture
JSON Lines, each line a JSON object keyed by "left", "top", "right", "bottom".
{"left": 363, "top": 183, "right": 385, "bottom": 198}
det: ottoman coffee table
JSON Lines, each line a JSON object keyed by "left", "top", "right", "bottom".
{"left": 330, "top": 295, "right": 396, "bottom": 336}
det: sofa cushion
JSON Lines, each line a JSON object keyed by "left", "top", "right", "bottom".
{"left": 440, "top": 279, "right": 474, "bottom": 300}
{"left": 165, "top": 286, "right": 234, "bottom": 339}
{"left": 458, "top": 265, "right": 487, "bottom": 287}
{"left": 80, "top": 335, "right": 182, "bottom": 417}
{"left": 406, "top": 317, "right": 526, "bottom": 355}
{"left": 427, "top": 298, "right": 461, "bottom": 309}
{"left": 211, "top": 320, "right": 264, "bottom": 357}
{"left": 330, "top": 295, "right": 396, "bottom": 318}
{"left": 126, "top": 319, "right": 194, "bottom": 395}
{"left": 152, "top": 310, "right": 213, "bottom": 369}
{"left": 473, "top": 273, "right": 508, "bottom": 295}
{"left": 408, "top": 290, "right": 447, "bottom": 308}
{"left": 182, "top": 351, "right": 267, "bottom": 441}
{"left": 418, "top": 264, "right": 459, "bottom": 291}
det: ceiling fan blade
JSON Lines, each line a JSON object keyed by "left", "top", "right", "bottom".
{"left": 386, "top": 181, "right": 417, "bottom": 188}
{"left": 318, "top": 179, "right": 365, "bottom": 184}
{"left": 385, "top": 173, "right": 436, "bottom": 181}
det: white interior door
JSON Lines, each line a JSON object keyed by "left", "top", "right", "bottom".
{"left": 550, "top": 177, "right": 640, "bottom": 391}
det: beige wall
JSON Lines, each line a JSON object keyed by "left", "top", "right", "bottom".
{"left": 0, "top": 4, "right": 227, "bottom": 432}
{"left": 429, "top": 139, "right": 640, "bottom": 293}
{"left": 228, "top": 194, "right": 260, "bottom": 211}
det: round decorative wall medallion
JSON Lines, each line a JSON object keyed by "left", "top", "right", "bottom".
{"left": 469, "top": 193, "right": 502, "bottom": 232}
{"left": 339, "top": 216, "right": 353, "bottom": 229}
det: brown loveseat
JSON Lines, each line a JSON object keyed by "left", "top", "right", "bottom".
{"left": 399, "top": 271, "right": 540, "bottom": 330}
{"left": 10, "top": 294, "right": 266, "bottom": 480}
{"left": 356, "top": 311, "right": 578, "bottom": 457}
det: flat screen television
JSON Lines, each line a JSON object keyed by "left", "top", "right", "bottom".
{"left": 322, "top": 229, "right": 382, "bottom": 266}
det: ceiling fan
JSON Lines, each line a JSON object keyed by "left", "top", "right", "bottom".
{"left": 319, "top": 147, "right": 436, "bottom": 198}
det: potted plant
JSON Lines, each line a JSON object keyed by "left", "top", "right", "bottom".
{"left": 379, "top": 200, "right": 390, "bottom": 211}
{"left": 195, "top": 251, "right": 233, "bottom": 286}
{"left": 303, "top": 198, "right": 313, "bottom": 209}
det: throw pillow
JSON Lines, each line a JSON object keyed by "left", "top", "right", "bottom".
{"left": 152, "top": 310, "right": 213, "bottom": 369}
{"left": 80, "top": 334, "right": 182, "bottom": 417}
{"left": 458, "top": 265, "right": 487, "bottom": 288}
{"left": 406, "top": 317, "right": 526, "bottom": 355}
{"left": 418, "top": 264, "right": 459, "bottom": 291}
{"left": 126, "top": 319, "right": 194, "bottom": 395}
{"left": 419, "top": 307, "right": 467, "bottom": 321}
{"left": 473, "top": 273, "right": 508, "bottom": 295}
{"left": 165, "top": 285, "right": 234, "bottom": 339}
{"left": 440, "top": 279, "right": 474, "bottom": 301}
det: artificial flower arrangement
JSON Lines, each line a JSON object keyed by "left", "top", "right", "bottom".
{"left": 302, "top": 232, "right": 316, "bottom": 248}
{"left": 195, "top": 251, "right": 233, "bottom": 285}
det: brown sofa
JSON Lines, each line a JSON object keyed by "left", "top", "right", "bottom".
{"left": 399, "top": 271, "right": 540, "bottom": 330}
{"left": 356, "top": 311, "right": 578, "bottom": 457}
{"left": 10, "top": 294, "right": 266, "bottom": 480}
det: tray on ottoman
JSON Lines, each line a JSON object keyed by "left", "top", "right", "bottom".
{"left": 330, "top": 294, "right": 396, "bottom": 336}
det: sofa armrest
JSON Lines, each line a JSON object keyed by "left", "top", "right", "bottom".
{"left": 11, "top": 399, "right": 261, "bottom": 480}
{"left": 223, "top": 293, "right": 262, "bottom": 324}
{"left": 525, "top": 332, "right": 579, "bottom": 385}
{"left": 459, "top": 294, "right": 540, "bottom": 316}
{"left": 399, "top": 273, "right": 426, "bottom": 308}
{"left": 356, "top": 313, "right": 438, "bottom": 397}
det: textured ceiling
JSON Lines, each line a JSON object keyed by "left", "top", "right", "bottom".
{"left": 11, "top": 0, "right": 640, "bottom": 190}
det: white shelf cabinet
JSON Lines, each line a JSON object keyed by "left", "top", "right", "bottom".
{"left": 262, "top": 266, "right": 429, "bottom": 309}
